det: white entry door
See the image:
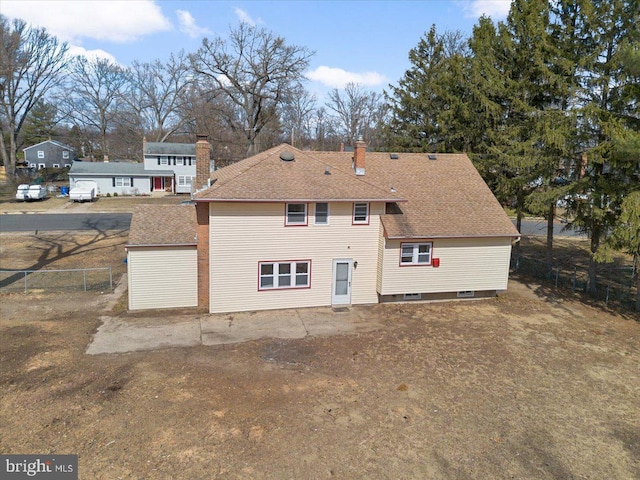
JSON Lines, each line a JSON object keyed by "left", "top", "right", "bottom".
{"left": 332, "top": 259, "right": 352, "bottom": 305}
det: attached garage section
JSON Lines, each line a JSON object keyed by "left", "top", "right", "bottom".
{"left": 127, "top": 246, "right": 197, "bottom": 310}
{"left": 126, "top": 204, "right": 199, "bottom": 311}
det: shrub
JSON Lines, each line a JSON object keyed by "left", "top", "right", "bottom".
{"left": 113, "top": 192, "right": 118, "bottom": 197}
{"left": 106, "top": 192, "right": 111, "bottom": 197}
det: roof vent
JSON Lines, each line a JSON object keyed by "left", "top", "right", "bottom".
{"left": 280, "top": 151, "right": 295, "bottom": 162}
{"left": 428, "top": 154, "right": 437, "bottom": 160}
{"left": 390, "top": 154, "right": 399, "bottom": 160}
{"left": 325, "top": 166, "right": 331, "bottom": 175}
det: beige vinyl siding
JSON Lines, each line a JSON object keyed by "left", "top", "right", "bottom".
{"left": 209, "top": 202, "right": 383, "bottom": 313}
{"left": 128, "top": 246, "right": 197, "bottom": 310}
{"left": 379, "top": 237, "right": 513, "bottom": 295}
{"left": 376, "top": 223, "right": 385, "bottom": 292}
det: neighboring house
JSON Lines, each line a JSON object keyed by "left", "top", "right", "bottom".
{"left": 68, "top": 137, "right": 212, "bottom": 196}
{"left": 126, "top": 139, "right": 520, "bottom": 312}
{"left": 68, "top": 161, "right": 172, "bottom": 196}
{"left": 143, "top": 139, "right": 206, "bottom": 194}
{"left": 23, "top": 140, "right": 76, "bottom": 170}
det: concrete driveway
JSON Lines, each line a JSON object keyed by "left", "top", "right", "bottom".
{"left": 87, "top": 306, "right": 384, "bottom": 355}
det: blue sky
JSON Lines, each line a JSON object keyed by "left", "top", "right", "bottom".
{"left": 2, "top": 1, "right": 511, "bottom": 97}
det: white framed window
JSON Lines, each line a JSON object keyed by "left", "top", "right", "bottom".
{"left": 160, "top": 157, "right": 168, "bottom": 165}
{"left": 176, "top": 157, "right": 184, "bottom": 166}
{"left": 315, "top": 202, "right": 329, "bottom": 225}
{"left": 286, "top": 203, "right": 307, "bottom": 226}
{"left": 353, "top": 202, "right": 369, "bottom": 224}
{"left": 62, "top": 151, "right": 69, "bottom": 159}
{"left": 400, "top": 242, "right": 432, "bottom": 266}
{"left": 38, "top": 163, "right": 45, "bottom": 169}
{"left": 259, "top": 261, "right": 310, "bottom": 290}
{"left": 29, "top": 163, "right": 36, "bottom": 169}
{"left": 115, "top": 177, "right": 132, "bottom": 187}
{"left": 64, "top": 163, "right": 71, "bottom": 168}
{"left": 177, "top": 175, "right": 193, "bottom": 187}
{"left": 53, "top": 164, "right": 60, "bottom": 168}
{"left": 37, "top": 151, "right": 44, "bottom": 159}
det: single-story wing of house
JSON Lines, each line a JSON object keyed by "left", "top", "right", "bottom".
{"left": 68, "top": 161, "right": 172, "bottom": 196}
{"left": 126, "top": 138, "right": 520, "bottom": 312}
{"left": 127, "top": 204, "right": 198, "bottom": 310}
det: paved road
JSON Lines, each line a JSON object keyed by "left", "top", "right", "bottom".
{"left": 0, "top": 213, "right": 584, "bottom": 237}
{"left": 513, "top": 219, "right": 586, "bottom": 237}
{"left": 0, "top": 213, "right": 132, "bottom": 232}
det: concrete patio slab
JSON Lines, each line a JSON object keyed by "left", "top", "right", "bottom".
{"left": 87, "top": 306, "right": 385, "bottom": 354}
{"left": 87, "top": 317, "right": 201, "bottom": 354}
{"left": 201, "top": 310, "right": 307, "bottom": 346}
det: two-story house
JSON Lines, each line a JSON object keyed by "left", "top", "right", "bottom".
{"left": 68, "top": 138, "right": 211, "bottom": 196}
{"left": 23, "top": 140, "right": 76, "bottom": 170}
{"left": 143, "top": 139, "right": 203, "bottom": 194}
{"left": 125, "top": 139, "right": 520, "bottom": 312}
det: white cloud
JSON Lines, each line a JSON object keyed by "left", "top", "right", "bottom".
{"left": 1, "top": 0, "right": 172, "bottom": 43}
{"left": 176, "top": 9, "right": 211, "bottom": 38}
{"left": 67, "top": 45, "right": 118, "bottom": 63}
{"left": 306, "top": 66, "right": 387, "bottom": 89}
{"left": 234, "top": 8, "right": 261, "bottom": 26}
{"left": 461, "top": 0, "right": 511, "bottom": 19}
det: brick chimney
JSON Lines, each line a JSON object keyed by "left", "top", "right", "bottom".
{"left": 353, "top": 137, "right": 366, "bottom": 176}
{"left": 195, "top": 134, "right": 211, "bottom": 192}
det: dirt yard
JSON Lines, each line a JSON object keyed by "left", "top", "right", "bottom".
{"left": 1, "top": 233, "right": 639, "bottom": 479}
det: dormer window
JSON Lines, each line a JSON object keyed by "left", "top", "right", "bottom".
{"left": 353, "top": 202, "right": 369, "bottom": 225}
{"left": 286, "top": 203, "right": 307, "bottom": 226}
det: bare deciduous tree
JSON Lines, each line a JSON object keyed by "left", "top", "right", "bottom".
{"left": 127, "top": 51, "right": 193, "bottom": 143}
{"left": 280, "top": 83, "right": 317, "bottom": 148}
{"left": 59, "top": 56, "right": 128, "bottom": 160}
{"left": 0, "top": 15, "right": 68, "bottom": 177}
{"left": 190, "top": 22, "right": 314, "bottom": 155}
{"left": 325, "top": 82, "right": 385, "bottom": 145}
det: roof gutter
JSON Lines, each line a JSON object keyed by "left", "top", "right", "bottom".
{"left": 193, "top": 197, "right": 407, "bottom": 203}
{"left": 385, "top": 233, "right": 521, "bottom": 240}
{"left": 125, "top": 243, "right": 197, "bottom": 249}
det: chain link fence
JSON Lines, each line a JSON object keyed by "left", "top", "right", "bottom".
{"left": 0, "top": 267, "right": 113, "bottom": 294}
{"left": 511, "top": 254, "right": 637, "bottom": 309}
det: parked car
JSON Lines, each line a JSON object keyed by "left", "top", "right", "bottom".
{"left": 28, "top": 185, "right": 48, "bottom": 200}
{"left": 15, "top": 184, "right": 47, "bottom": 201}
{"left": 15, "top": 184, "right": 29, "bottom": 201}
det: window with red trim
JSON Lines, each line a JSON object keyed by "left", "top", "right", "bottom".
{"left": 400, "top": 242, "right": 432, "bottom": 265}
{"left": 286, "top": 203, "right": 307, "bottom": 225}
{"left": 259, "top": 261, "right": 310, "bottom": 289}
{"left": 353, "top": 202, "right": 369, "bottom": 224}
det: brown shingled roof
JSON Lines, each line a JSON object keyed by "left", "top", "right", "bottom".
{"left": 193, "top": 144, "right": 403, "bottom": 202}
{"left": 127, "top": 205, "right": 197, "bottom": 246}
{"left": 195, "top": 144, "right": 519, "bottom": 239}
{"left": 316, "top": 151, "right": 519, "bottom": 238}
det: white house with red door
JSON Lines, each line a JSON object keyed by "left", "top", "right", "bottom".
{"left": 143, "top": 139, "right": 209, "bottom": 194}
